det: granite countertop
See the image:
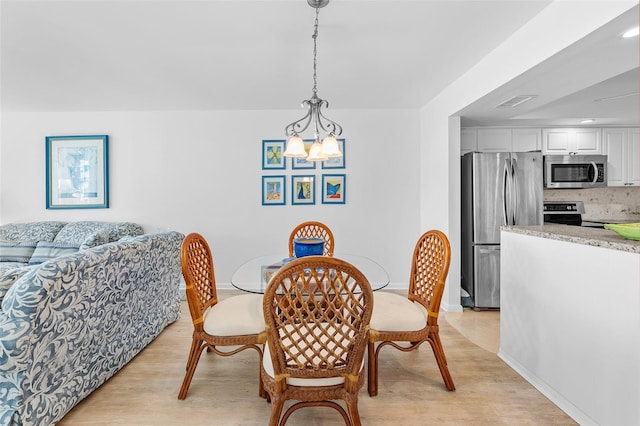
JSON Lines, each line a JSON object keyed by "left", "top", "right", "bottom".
{"left": 501, "top": 224, "right": 640, "bottom": 254}
{"left": 582, "top": 217, "right": 640, "bottom": 224}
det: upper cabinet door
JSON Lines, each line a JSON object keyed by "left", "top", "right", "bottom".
{"left": 512, "top": 128, "right": 541, "bottom": 152}
{"left": 542, "top": 128, "right": 602, "bottom": 155}
{"left": 461, "top": 129, "right": 477, "bottom": 155}
{"left": 604, "top": 128, "right": 640, "bottom": 187}
{"left": 603, "top": 128, "right": 626, "bottom": 186}
{"left": 477, "top": 128, "right": 512, "bottom": 152}
{"left": 628, "top": 128, "right": 640, "bottom": 186}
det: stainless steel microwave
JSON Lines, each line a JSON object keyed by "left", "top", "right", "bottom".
{"left": 544, "top": 155, "right": 607, "bottom": 188}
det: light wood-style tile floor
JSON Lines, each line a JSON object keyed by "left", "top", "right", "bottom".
{"left": 59, "top": 291, "right": 576, "bottom": 425}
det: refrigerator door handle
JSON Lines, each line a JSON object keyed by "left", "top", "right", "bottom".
{"left": 502, "top": 159, "right": 510, "bottom": 225}
{"left": 511, "top": 158, "right": 518, "bottom": 225}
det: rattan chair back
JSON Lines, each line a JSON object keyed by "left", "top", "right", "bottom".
{"left": 181, "top": 233, "right": 218, "bottom": 330}
{"left": 262, "top": 255, "right": 373, "bottom": 425}
{"left": 288, "top": 221, "right": 335, "bottom": 257}
{"left": 407, "top": 229, "right": 451, "bottom": 326}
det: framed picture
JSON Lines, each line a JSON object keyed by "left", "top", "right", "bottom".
{"left": 262, "top": 140, "right": 286, "bottom": 170}
{"left": 322, "top": 138, "right": 346, "bottom": 169}
{"left": 291, "top": 175, "right": 315, "bottom": 205}
{"left": 291, "top": 139, "right": 316, "bottom": 169}
{"left": 322, "top": 174, "right": 346, "bottom": 204}
{"left": 262, "top": 175, "right": 286, "bottom": 205}
{"left": 45, "top": 135, "right": 109, "bottom": 209}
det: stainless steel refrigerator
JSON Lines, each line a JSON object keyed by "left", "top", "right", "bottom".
{"left": 461, "top": 151, "right": 543, "bottom": 309}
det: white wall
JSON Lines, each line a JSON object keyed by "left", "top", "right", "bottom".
{"left": 1, "top": 1, "right": 635, "bottom": 311}
{"left": 0, "top": 109, "right": 420, "bottom": 287}
{"left": 419, "top": 0, "right": 637, "bottom": 311}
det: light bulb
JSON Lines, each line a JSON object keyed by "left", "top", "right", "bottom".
{"left": 321, "top": 135, "right": 342, "bottom": 158}
{"left": 307, "top": 140, "right": 328, "bottom": 161}
{"left": 283, "top": 135, "right": 307, "bottom": 158}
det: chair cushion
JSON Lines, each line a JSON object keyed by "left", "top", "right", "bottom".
{"left": 370, "top": 291, "right": 427, "bottom": 332}
{"left": 203, "top": 294, "right": 264, "bottom": 336}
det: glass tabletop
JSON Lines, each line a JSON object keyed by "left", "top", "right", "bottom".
{"left": 230, "top": 254, "right": 390, "bottom": 294}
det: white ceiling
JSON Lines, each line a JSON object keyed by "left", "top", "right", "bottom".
{"left": 459, "top": 4, "right": 639, "bottom": 127}
{"left": 1, "top": 0, "right": 638, "bottom": 127}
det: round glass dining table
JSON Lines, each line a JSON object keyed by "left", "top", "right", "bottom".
{"left": 230, "top": 254, "right": 390, "bottom": 294}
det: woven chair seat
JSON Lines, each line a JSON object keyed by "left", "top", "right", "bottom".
{"left": 203, "top": 293, "right": 264, "bottom": 336}
{"left": 370, "top": 291, "right": 427, "bottom": 332}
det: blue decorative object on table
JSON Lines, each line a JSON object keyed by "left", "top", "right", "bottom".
{"left": 293, "top": 238, "right": 325, "bottom": 257}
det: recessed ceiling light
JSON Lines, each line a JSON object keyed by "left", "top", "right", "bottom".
{"left": 580, "top": 119, "right": 595, "bottom": 124}
{"left": 622, "top": 26, "right": 639, "bottom": 38}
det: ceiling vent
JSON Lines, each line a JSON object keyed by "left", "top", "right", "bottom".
{"left": 496, "top": 95, "right": 536, "bottom": 108}
{"left": 594, "top": 92, "right": 639, "bottom": 102}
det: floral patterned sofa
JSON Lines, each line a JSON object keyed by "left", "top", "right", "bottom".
{"left": 0, "top": 221, "right": 146, "bottom": 304}
{"left": 0, "top": 222, "right": 184, "bottom": 425}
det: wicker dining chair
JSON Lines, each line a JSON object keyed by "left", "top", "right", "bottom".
{"left": 288, "top": 221, "right": 335, "bottom": 257}
{"left": 178, "top": 233, "right": 266, "bottom": 400}
{"left": 367, "top": 229, "right": 455, "bottom": 397}
{"left": 262, "top": 256, "right": 373, "bottom": 426}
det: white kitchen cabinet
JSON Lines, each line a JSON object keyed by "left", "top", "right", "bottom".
{"left": 630, "top": 128, "right": 640, "bottom": 185}
{"left": 603, "top": 127, "right": 640, "bottom": 187}
{"left": 461, "top": 127, "right": 512, "bottom": 154}
{"left": 512, "top": 128, "right": 541, "bottom": 152}
{"left": 460, "top": 128, "right": 477, "bottom": 155}
{"left": 477, "top": 128, "right": 512, "bottom": 152}
{"left": 542, "top": 128, "right": 602, "bottom": 155}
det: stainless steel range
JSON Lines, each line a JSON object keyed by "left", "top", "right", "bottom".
{"left": 543, "top": 201, "right": 606, "bottom": 228}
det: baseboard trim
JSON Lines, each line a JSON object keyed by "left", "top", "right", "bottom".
{"left": 498, "top": 351, "right": 592, "bottom": 425}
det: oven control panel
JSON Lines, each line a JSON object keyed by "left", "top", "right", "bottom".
{"left": 543, "top": 201, "right": 585, "bottom": 214}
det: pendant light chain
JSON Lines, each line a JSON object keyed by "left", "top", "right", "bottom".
{"left": 282, "top": 0, "right": 343, "bottom": 161}
{"left": 312, "top": 7, "right": 319, "bottom": 97}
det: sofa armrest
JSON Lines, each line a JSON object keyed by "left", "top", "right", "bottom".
{"left": 0, "top": 231, "right": 184, "bottom": 425}
{"left": 0, "top": 265, "right": 36, "bottom": 307}
{"left": 0, "top": 265, "right": 39, "bottom": 425}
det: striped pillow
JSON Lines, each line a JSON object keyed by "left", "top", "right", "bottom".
{"left": 0, "top": 240, "right": 38, "bottom": 263}
{"left": 28, "top": 241, "right": 80, "bottom": 265}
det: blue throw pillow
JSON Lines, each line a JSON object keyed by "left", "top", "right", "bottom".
{"left": 29, "top": 241, "right": 80, "bottom": 265}
{"left": 0, "top": 240, "right": 38, "bottom": 263}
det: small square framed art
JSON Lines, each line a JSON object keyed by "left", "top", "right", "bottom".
{"left": 291, "top": 175, "right": 315, "bottom": 205}
{"left": 262, "top": 175, "right": 286, "bottom": 205}
{"left": 321, "top": 174, "right": 346, "bottom": 204}
{"left": 262, "top": 140, "right": 286, "bottom": 170}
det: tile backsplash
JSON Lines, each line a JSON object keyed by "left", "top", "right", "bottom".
{"left": 544, "top": 187, "right": 640, "bottom": 221}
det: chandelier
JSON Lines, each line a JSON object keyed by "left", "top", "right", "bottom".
{"left": 283, "top": 0, "right": 343, "bottom": 162}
